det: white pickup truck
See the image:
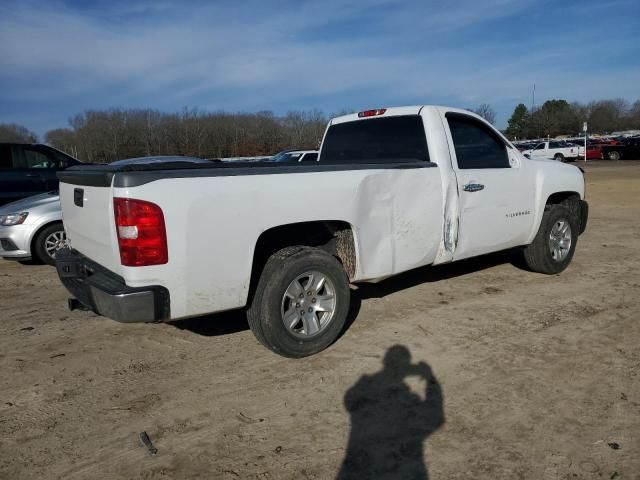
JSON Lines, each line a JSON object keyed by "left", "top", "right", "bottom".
{"left": 520, "top": 140, "right": 581, "bottom": 162}
{"left": 55, "top": 106, "right": 588, "bottom": 357}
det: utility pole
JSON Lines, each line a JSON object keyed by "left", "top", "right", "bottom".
{"left": 583, "top": 122, "right": 588, "bottom": 162}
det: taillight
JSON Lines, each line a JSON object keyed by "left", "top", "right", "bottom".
{"left": 358, "top": 108, "right": 387, "bottom": 118}
{"left": 113, "top": 198, "right": 168, "bottom": 266}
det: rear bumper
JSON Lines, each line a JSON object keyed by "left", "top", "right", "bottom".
{"left": 579, "top": 200, "right": 589, "bottom": 235}
{"left": 55, "top": 247, "right": 170, "bottom": 322}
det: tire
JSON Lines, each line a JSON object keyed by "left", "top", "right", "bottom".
{"left": 523, "top": 205, "right": 578, "bottom": 274}
{"left": 554, "top": 153, "right": 566, "bottom": 162}
{"left": 247, "top": 246, "right": 350, "bottom": 358}
{"left": 33, "top": 222, "right": 67, "bottom": 266}
{"left": 608, "top": 150, "right": 621, "bottom": 161}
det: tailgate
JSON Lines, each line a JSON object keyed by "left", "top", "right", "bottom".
{"left": 59, "top": 179, "right": 121, "bottom": 273}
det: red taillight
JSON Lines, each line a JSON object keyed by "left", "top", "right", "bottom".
{"left": 113, "top": 198, "right": 168, "bottom": 266}
{"left": 358, "top": 108, "right": 387, "bottom": 118}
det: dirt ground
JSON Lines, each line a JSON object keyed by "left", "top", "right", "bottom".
{"left": 1, "top": 161, "right": 639, "bottom": 480}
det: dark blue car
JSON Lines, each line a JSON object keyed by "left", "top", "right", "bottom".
{"left": 0, "top": 143, "right": 80, "bottom": 206}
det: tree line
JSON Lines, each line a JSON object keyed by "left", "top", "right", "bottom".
{"left": 43, "top": 108, "right": 331, "bottom": 163}
{"left": 505, "top": 98, "right": 640, "bottom": 140}
{"left": 1, "top": 98, "right": 638, "bottom": 162}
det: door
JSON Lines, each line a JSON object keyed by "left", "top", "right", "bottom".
{"left": 444, "top": 113, "right": 536, "bottom": 261}
{"left": 530, "top": 142, "right": 547, "bottom": 159}
{"left": 0, "top": 145, "right": 47, "bottom": 206}
{"left": 34, "top": 145, "right": 69, "bottom": 191}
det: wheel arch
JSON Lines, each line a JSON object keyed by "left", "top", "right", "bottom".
{"left": 545, "top": 191, "right": 581, "bottom": 207}
{"left": 28, "top": 219, "right": 65, "bottom": 257}
{"left": 248, "top": 220, "right": 357, "bottom": 301}
{"left": 527, "top": 187, "right": 583, "bottom": 245}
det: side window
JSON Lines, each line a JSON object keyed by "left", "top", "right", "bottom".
{"left": 534, "top": 143, "right": 545, "bottom": 150}
{"left": 549, "top": 141, "right": 561, "bottom": 149}
{"left": 302, "top": 153, "right": 318, "bottom": 162}
{"left": 24, "top": 148, "right": 57, "bottom": 169}
{"left": 0, "top": 145, "right": 12, "bottom": 169}
{"left": 446, "top": 114, "right": 510, "bottom": 169}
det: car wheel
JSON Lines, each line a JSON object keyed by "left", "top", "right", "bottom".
{"left": 247, "top": 246, "right": 350, "bottom": 358}
{"left": 33, "top": 222, "right": 67, "bottom": 266}
{"left": 608, "top": 151, "right": 621, "bottom": 161}
{"left": 554, "top": 153, "right": 566, "bottom": 162}
{"left": 523, "top": 205, "right": 578, "bottom": 274}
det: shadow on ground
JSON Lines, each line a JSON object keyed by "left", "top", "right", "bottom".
{"left": 171, "top": 248, "right": 525, "bottom": 337}
{"left": 337, "top": 345, "right": 444, "bottom": 479}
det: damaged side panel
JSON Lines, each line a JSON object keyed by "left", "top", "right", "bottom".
{"left": 423, "top": 107, "right": 459, "bottom": 264}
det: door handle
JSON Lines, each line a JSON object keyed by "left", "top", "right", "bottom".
{"left": 25, "top": 173, "right": 40, "bottom": 177}
{"left": 463, "top": 183, "right": 484, "bottom": 192}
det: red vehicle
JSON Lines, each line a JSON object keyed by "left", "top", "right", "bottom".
{"left": 568, "top": 141, "right": 603, "bottom": 160}
{"left": 583, "top": 144, "right": 603, "bottom": 160}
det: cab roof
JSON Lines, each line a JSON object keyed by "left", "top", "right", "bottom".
{"left": 329, "top": 105, "right": 487, "bottom": 125}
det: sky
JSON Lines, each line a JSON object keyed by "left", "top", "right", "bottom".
{"left": 1, "top": 0, "right": 639, "bottom": 137}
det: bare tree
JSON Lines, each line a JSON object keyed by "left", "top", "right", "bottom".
{"left": 0, "top": 123, "right": 38, "bottom": 142}
{"left": 472, "top": 104, "right": 497, "bottom": 125}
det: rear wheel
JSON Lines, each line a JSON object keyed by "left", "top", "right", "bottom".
{"left": 33, "top": 222, "right": 67, "bottom": 266}
{"left": 523, "top": 205, "right": 578, "bottom": 274}
{"left": 554, "top": 153, "right": 566, "bottom": 162}
{"left": 608, "top": 150, "right": 621, "bottom": 161}
{"left": 247, "top": 246, "right": 350, "bottom": 358}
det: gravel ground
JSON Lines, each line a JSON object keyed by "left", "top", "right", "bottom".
{"left": 1, "top": 161, "right": 639, "bottom": 479}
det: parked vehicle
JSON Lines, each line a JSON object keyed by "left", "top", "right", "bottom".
{"left": 520, "top": 140, "right": 580, "bottom": 162}
{"left": 571, "top": 142, "right": 603, "bottom": 160}
{"left": 0, "top": 191, "right": 65, "bottom": 265}
{"left": 514, "top": 142, "right": 538, "bottom": 152}
{"left": 0, "top": 143, "right": 80, "bottom": 206}
{"left": 266, "top": 149, "right": 319, "bottom": 163}
{"left": 600, "top": 137, "right": 640, "bottom": 160}
{"left": 55, "top": 105, "right": 588, "bottom": 357}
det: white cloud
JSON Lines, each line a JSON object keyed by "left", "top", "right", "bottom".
{"left": 0, "top": 0, "right": 638, "bottom": 132}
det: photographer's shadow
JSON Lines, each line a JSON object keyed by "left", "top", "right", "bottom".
{"left": 337, "top": 345, "right": 444, "bottom": 480}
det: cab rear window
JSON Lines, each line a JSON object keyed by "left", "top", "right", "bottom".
{"left": 320, "top": 115, "right": 430, "bottom": 163}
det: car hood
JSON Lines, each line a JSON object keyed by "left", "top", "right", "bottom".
{"left": 0, "top": 191, "right": 60, "bottom": 214}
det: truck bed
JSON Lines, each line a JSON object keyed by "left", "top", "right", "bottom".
{"left": 58, "top": 158, "right": 443, "bottom": 319}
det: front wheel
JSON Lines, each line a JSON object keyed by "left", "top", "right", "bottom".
{"left": 247, "top": 246, "right": 350, "bottom": 358}
{"left": 33, "top": 222, "right": 67, "bottom": 266}
{"left": 608, "top": 150, "right": 621, "bottom": 161}
{"left": 523, "top": 205, "right": 578, "bottom": 274}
